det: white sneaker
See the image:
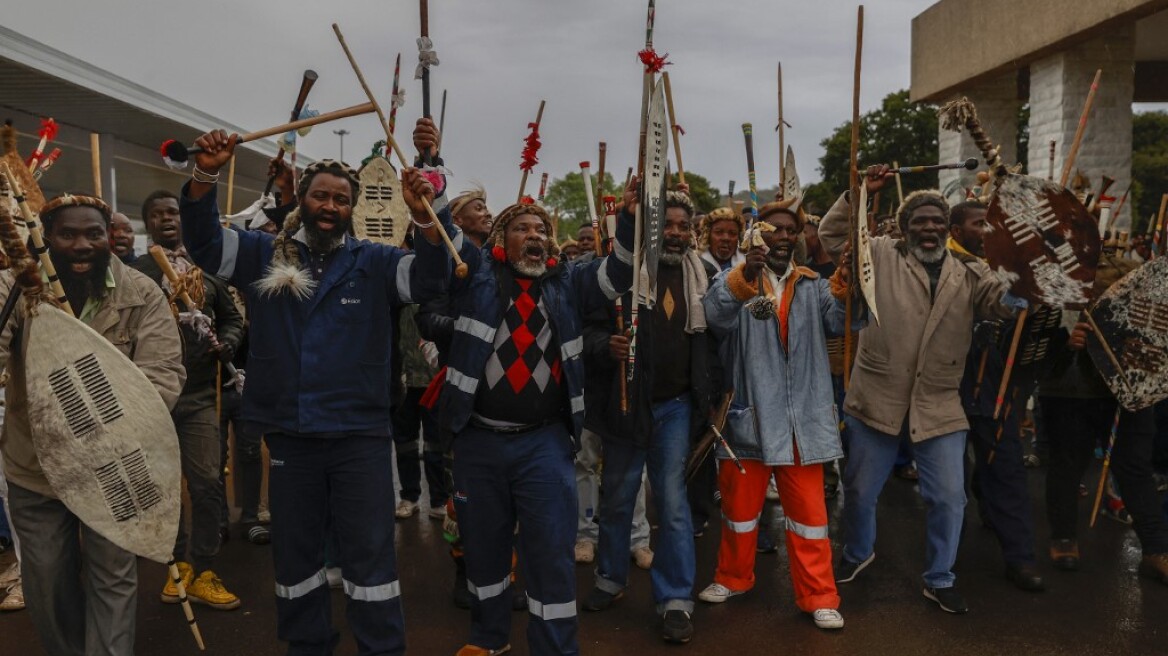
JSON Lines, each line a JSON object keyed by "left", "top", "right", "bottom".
{"left": 325, "top": 567, "right": 343, "bottom": 589}
{"left": 812, "top": 608, "right": 844, "bottom": 629}
{"left": 427, "top": 505, "right": 447, "bottom": 520}
{"left": 574, "top": 540, "right": 595, "bottom": 564}
{"left": 632, "top": 546, "right": 654, "bottom": 570}
{"left": 0, "top": 563, "right": 19, "bottom": 588}
{"left": 697, "top": 582, "right": 743, "bottom": 604}
{"left": 256, "top": 508, "right": 271, "bottom": 523}
{"left": 395, "top": 500, "right": 419, "bottom": 519}
{"left": 0, "top": 581, "right": 24, "bottom": 611}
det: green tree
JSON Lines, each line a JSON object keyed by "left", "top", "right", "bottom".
{"left": 1132, "top": 111, "right": 1168, "bottom": 233}
{"left": 813, "top": 89, "right": 939, "bottom": 211}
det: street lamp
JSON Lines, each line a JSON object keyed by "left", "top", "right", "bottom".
{"left": 334, "top": 129, "right": 350, "bottom": 163}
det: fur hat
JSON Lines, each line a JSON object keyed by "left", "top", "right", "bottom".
{"left": 487, "top": 197, "right": 560, "bottom": 259}
{"left": 896, "top": 189, "right": 949, "bottom": 233}
{"left": 449, "top": 184, "right": 487, "bottom": 218}
{"left": 41, "top": 193, "right": 112, "bottom": 227}
{"left": 757, "top": 201, "right": 804, "bottom": 230}
{"left": 698, "top": 207, "right": 745, "bottom": 251}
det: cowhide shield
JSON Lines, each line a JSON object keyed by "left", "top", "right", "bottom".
{"left": 26, "top": 305, "right": 180, "bottom": 563}
{"left": 856, "top": 184, "right": 879, "bottom": 325}
{"left": 639, "top": 77, "right": 670, "bottom": 304}
{"left": 984, "top": 174, "right": 1101, "bottom": 308}
{"left": 352, "top": 155, "right": 409, "bottom": 246}
{"left": 1085, "top": 256, "right": 1168, "bottom": 411}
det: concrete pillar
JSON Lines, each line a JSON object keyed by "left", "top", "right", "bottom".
{"left": 1027, "top": 25, "right": 1135, "bottom": 228}
{"left": 938, "top": 73, "right": 1019, "bottom": 204}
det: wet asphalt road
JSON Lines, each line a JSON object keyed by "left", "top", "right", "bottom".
{"left": 1, "top": 459, "right": 1165, "bottom": 656}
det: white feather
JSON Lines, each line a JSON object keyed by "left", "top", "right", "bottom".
{"left": 255, "top": 262, "right": 317, "bottom": 300}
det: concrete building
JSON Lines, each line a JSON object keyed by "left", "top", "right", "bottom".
{"left": 0, "top": 24, "right": 293, "bottom": 246}
{"left": 910, "top": 0, "right": 1168, "bottom": 227}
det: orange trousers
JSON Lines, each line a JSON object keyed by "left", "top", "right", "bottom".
{"left": 714, "top": 458, "right": 840, "bottom": 611}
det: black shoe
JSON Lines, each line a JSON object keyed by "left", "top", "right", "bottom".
{"left": 835, "top": 553, "right": 875, "bottom": 583}
{"left": 1049, "top": 539, "right": 1080, "bottom": 571}
{"left": 1004, "top": 564, "right": 1045, "bottom": 592}
{"left": 583, "top": 586, "right": 624, "bottom": 612}
{"left": 246, "top": 524, "right": 271, "bottom": 545}
{"left": 693, "top": 520, "right": 709, "bottom": 539}
{"left": 756, "top": 529, "right": 778, "bottom": 554}
{"left": 923, "top": 586, "right": 969, "bottom": 614}
{"left": 662, "top": 610, "right": 693, "bottom": 644}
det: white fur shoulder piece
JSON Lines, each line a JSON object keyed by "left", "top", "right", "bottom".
{"left": 255, "top": 262, "right": 317, "bottom": 301}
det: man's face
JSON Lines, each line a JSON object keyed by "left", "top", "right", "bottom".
{"left": 145, "top": 198, "right": 181, "bottom": 250}
{"left": 300, "top": 173, "right": 354, "bottom": 249}
{"left": 504, "top": 214, "right": 550, "bottom": 277}
{"left": 709, "top": 219, "right": 741, "bottom": 263}
{"left": 660, "top": 208, "right": 692, "bottom": 266}
{"left": 906, "top": 205, "right": 948, "bottom": 264}
{"left": 109, "top": 213, "right": 135, "bottom": 257}
{"left": 760, "top": 212, "right": 799, "bottom": 273}
{"left": 454, "top": 199, "right": 492, "bottom": 246}
{"left": 576, "top": 225, "right": 595, "bottom": 254}
{"left": 47, "top": 206, "right": 111, "bottom": 281}
{"left": 950, "top": 208, "right": 988, "bottom": 258}
{"left": 257, "top": 221, "right": 280, "bottom": 235}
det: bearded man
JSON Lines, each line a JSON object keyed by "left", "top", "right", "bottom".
{"left": 698, "top": 207, "right": 745, "bottom": 272}
{"left": 1, "top": 194, "right": 184, "bottom": 656}
{"left": 133, "top": 189, "right": 244, "bottom": 609}
{"left": 435, "top": 179, "right": 635, "bottom": 656}
{"left": 109, "top": 212, "right": 137, "bottom": 263}
{"left": 582, "top": 191, "right": 713, "bottom": 645}
{"left": 698, "top": 203, "right": 851, "bottom": 629}
{"left": 179, "top": 121, "right": 455, "bottom": 656}
{"left": 819, "top": 168, "right": 1020, "bottom": 614}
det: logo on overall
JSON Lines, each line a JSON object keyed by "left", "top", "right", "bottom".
{"left": 270, "top": 459, "right": 284, "bottom": 467}
{"left": 341, "top": 297, "right": 362, "bottom": 305}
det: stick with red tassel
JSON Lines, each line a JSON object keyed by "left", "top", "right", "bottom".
{"left": 537, "top": 172, "right": 549, "bottom": 202}
{"left": 517, "top": 100, "right": 547, "bottom": 202}
{"left": 26, "top": 118, "right": 58, "bottom": 173}
{"left": 32, "top": 148, "right": 62, "bottom": 181}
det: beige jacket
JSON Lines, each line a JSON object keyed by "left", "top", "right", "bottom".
{"left": 0, "top": 257, "right": 185, "bottom": 498}
{"left": 820, "top": 192, "right": 1013, "bottom": 441}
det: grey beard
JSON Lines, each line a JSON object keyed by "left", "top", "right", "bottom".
{"left": 660, "top": 252, "right": 684, "bottom": 266}
{"left": 766, "top": 252, "right": 792, "bottom": 274}
{"left": 910, "top": 243, "right": 946, "bottom": 264}
{"left": 511, "top": 260, "right": 547, "bottom": 277}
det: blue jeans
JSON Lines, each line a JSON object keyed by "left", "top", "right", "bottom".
{"left": 596, "top": 395, "right": 695, "bottom": 613}
{"left": 841, "top": 414, "right": 967, "bottom": 589}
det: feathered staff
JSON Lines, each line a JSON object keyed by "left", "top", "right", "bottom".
{"left": 32, "top": 148, "right": 62, "bottom": 181}
{"left": 26, "top": 118, "right": 58, "bottom": 173}
{"left": 517, "top": 101, "right": 547, "bottom": 202}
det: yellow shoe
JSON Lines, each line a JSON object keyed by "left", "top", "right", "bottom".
{"left": 187, "top": 570, "right": 241, "bottom": 610}
{"left": 455, "top": 645, "right": 511, "bottom": 656}
{"left": 160, "top": 561, "right": 193, "bottom": 604}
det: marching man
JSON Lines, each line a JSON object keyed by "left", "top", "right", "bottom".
{"left": 698, "top": 202, "right": 849, "bottom": 630}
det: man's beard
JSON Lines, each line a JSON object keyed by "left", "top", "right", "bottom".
{"left": 51, "top": 249, "right": 111, "bottom": 303}
{"left": 660, "top": 239, "right": 690, "bottom": 267}
{"left": 766, "top": 250, "right": 792, "bottom": 275}
{"left": 302, "top": 210, "right": 351, "bottom": 253}
{"left": 509, "top": 240, "right": 549, "bottom": 278}
{"left": 908, "top": 233, "right": 946, "bottom": 263}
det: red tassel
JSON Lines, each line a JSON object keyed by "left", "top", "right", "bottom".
{"left": 675, "top": 124, "right": 686, "bottom": 136}
{"left": 38, "top": 118, "right": 58, "bottom": 141}
{"left": 419, "top": 367, "right": 447, "bottom": 410}
{"left": 520, "top": 122, "right": 541, "bottom": 173}
{"left": 492, "top": 245, "right": 507, "bottom": 262}
{"left": 637, "top": 48, "right": 670, "bottom": 73}
{"left": 546, "top": 257, "right": 558, "bottom": 268}
{"left": 519, "top": 196, "right": 535, "bottom": 206}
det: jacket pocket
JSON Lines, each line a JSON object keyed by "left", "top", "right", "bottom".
{"left": 724, "top": 405, "right": 760, "bottom": 447}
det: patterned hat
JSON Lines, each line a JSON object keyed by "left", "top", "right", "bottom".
{"left": 487, "top": 197, "right": 560, "bottom": 258}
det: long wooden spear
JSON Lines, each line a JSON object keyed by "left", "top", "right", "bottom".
{"left": 662, "top": 72, "right": 686, "bottom": 186}
{"left": 1089, "top": 408, "right": 1122, "bottom": 528}
{"left": 777, "top": 62, "right": 785, "bottom": 192}
{"left": 332, "top": 23, "right": 468, "bottom": 278}
{"left": 844, "top": 5, "right": 864, "bottom": 392}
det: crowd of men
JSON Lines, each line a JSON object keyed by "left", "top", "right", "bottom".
{"left": 0, "top": 118, "right": 1166, "bottom": 656}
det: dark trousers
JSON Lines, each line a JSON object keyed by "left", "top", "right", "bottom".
{"left": 218, "top": 387, "right": 265, "bottom": 525}
{"left": 391, "top": 388, "right": 447, "bottom": 507}
{"left": 1154, "top": 399, "right": 1168, "bottom": 475}
{"left": 967, "top": 415, "right": 1037, "bottom": 566}
{"left": 172, "top": 388, "right": 224, "bottom": 573}
{"left": 267, "top": 434, "right": 405, "bottom": 656}
{"left": 453, "top": 425, "right": 578, "bottom": 655}
{"left": 1042, "top": 397, "right": 1168, "bottom": 555}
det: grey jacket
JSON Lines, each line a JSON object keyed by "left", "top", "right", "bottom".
{"left": 704, "top": 263, "right": 847, "bottom": 466}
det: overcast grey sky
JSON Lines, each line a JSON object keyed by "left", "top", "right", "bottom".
{"left": 4, "top": 0, "right": 930, "bottom": 203}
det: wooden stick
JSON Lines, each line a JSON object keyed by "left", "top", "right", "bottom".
{"left": 419, "top": 0, "right": 433, "bottom": 165}
{"left": 1107, "top": 187, "right": 1129, "bottom": 234}
{"left": 537, "top": 172, "right": 549, "bottom": 202}
{"left": 662, "top": 72, "right": 685, "bottom": 186}
{"left": 625, "top": 166, "right": 634, "bottom": 189}
{"left": 892, "top": 160, "right": 905, "bottom": 206}
{"left": 1155, "top": 193, "right": 1168, "bottom": 256}
{"left": 1047, "top": 140, "right": 1056, "bottom": 181}
{"left": 616, "top": 297, "right": 629, "bottom": 414}
{"left": 332, "top": 23, "right": 468, "bottom": 278}
{"left": 170, "top": 103, "right": 376, "bottom": 163}
{"left": 581, "top": 161, "right": 602, "bottom": 257}
{"left": 992, "top": 313, "right": 1026, "bottom": 419}
{"left": 1089, "top": 407, "right": 1122, "bottom": 528}
{"left": 595, "top": 142, "right": 607, "bottom": 218}
{"left": 168, "top": 559, "right": 205, "bottom": 650}
{"left": 1059, "top": 69, "right": 1102, "bottom": 188}
{"left": 777, "top": 62, "right": 784, "bottom": 191}
{"left": 726, "top": 180, "right": 736, "bottom": 210}
{"left": 89, "top": 133, "right": 102, "bottom": 199}
{"left": 844, "top": 5, "right": 864, "bottom": 392}
{"left": 1, "top": 164, "right": 71, "bottom": 315}
{"left": 517, "top": 100, "right": 547, "bottom": 202}
{"left": 437, "top": 89, "right": 448, "bottom": 152}
{"left": 226, "top": 155, "right": 236, "bottom": 215}
{"left": 264, "top": 70, "right": 318, "bottom": 196}
{"left": 389, "top": 54, "right": 402, "bottom": 137}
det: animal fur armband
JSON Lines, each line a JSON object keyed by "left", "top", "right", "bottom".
{"left": 829, "top": 268, "right": 850, "bottom": 302}
{"left": 727, "top": 265, "right": 760, "bottom": 303}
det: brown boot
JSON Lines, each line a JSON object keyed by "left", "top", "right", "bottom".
{"left": 1138, "top": 553, "right": 1168, "bottom": 585}
{"left": 1049, "top": 539, "right": 1079, "bottom": 571}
